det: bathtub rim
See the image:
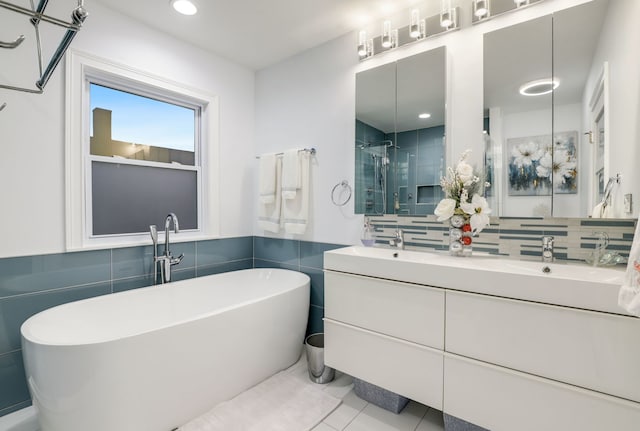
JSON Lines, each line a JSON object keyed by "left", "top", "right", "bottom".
{"left": 21, "top": 268, "right": 310, "bottom": 347}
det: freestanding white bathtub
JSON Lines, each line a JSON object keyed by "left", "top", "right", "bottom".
{"left": 21, "top": 268, "right": 310, "bottom": 431}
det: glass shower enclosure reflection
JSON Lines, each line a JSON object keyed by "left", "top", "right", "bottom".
{"left": 355, "top": 120, "right": 393, "bottom": 214}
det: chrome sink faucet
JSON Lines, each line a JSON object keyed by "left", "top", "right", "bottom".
{"left": 389, "top": 228, "right": 405, "bottom": 250}
{"left": 150, "top": 213, "right": 184, "bottom": 284}
{"left": 542, "top": 236, "right": 554, "bottom": 262}
{"left": 590, "top": 231, "right": 610, "bottom": 266}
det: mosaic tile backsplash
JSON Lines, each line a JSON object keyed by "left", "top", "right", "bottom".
{"left": 369, "top": 215, "right": 637, "bottom": 263}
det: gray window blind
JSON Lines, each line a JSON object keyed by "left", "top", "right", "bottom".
{"left": 92, "top": 161, "right": 198, "bottom": 235}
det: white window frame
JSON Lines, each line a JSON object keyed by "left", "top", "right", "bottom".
{"left": 65, "top": 50, "right": 220, "bottom": 251}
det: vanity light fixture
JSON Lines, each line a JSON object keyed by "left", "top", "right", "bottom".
{"left": 440, "top": 0, "right": 454, "bottom": 28}
{"left": 474, "top": 0, "right": 489, "bottom": 18}
{"left": 381, "top": 20, "right": 393, "bottom": 48}
{"left": 410, "top": 9, "right": 426, "bottom": 39}
{"left": 418, "top": 113, "right": 432, "bottom": 119}
{"left": 357, "top": 30, "right": 368, "bottom": 57}
{"left": 519, "top": 78, "right": 559, "bottom": 96}
{"left": 170, "top": 0, "right": 198, "bottom": 16}
{"left": 356, "top": 2, "right": 458, "bottom": 61}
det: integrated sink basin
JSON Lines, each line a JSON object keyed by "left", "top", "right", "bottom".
{"left": 324, "top": 246, "right": 627, "bottom": 315}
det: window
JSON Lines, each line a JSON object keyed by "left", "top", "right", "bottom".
{"left": 66, "top": 51, "right": 219, "bottom": 250}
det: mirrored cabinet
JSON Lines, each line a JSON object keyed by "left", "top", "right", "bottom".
{"left": 484, "top": 0, "right": 635, "bottom": 219}
{"left": 355, "top": 0, "right": 638, "bottom": 220}
{"left": 355, "top": 47, "right": 446, "bottom": 216}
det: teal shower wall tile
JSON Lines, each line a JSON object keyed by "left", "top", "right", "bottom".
{"left": 196, "top": 237, "right": 253, "bottom": 267}
{"left": 254, "top": 237, "right": 299, "bottom": 266}
{"left": 197, "top": 259, "right": 253, "bottom": 277}
{"left": 112, "top": 246, "right": 154, "bottom": 280}
{"left": 0, "top": 351, "right": 30, "bottom": 413}
{"left": 0, "top": 282, "right": 111, "bottom": 354}
{"left": 112, "top": 275, "right": 154, "bottom": 293}
{"left": 306, "top": 305, "right": 324, "bottom": 336}
{"left": 0, "top": 250, "right": 111, "bottom": 298}
{"left": 253, "top": 259, "right": 299, "bottom": 271}
{"left": 300, "top": 241, "right": 344, "bottom": 269}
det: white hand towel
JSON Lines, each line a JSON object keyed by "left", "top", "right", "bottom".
{"left": 259, "top": 153, "right": 277, "bottom": 204}
{"left": 619, "top": 217, "right": 640, "bottom": 316}
{"left": 258, "top": 157, "right": 282, "bottom": 233}
{"left": 283, "top": 151, "right": 310, "bottom": 234}
{"left": 281, "top": 149, "right": 301, "bottom": 200}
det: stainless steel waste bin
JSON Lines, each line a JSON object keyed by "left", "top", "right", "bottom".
{"left": 304, "top": 333, "right": 335, "bottom": 384}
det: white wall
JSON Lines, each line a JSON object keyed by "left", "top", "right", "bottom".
{"left": 253, "top": 34, "right": 362, "bottom": 246}
{"left": 254, "top": 0, "right": 591, "bottom": 244}
{"left": 0, "top": 2, "right": 256, "bottom": 258}
{"left": 584, "top": 0, "right": 640, "bottom": 218}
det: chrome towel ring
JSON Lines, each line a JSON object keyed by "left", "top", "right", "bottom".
{"left": 331, "top": 180, "right": 352, "bottom": 206}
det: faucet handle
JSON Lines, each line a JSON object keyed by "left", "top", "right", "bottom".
{"left": 592, "top": 231, "right": 609, "bottom": 249}
{"left": 171, "top": 253, "right": 184, "bottom": 265}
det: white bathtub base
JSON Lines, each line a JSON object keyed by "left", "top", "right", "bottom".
{"left": 21, "top": 269, "right": 310, "bottom": 431}
{"left": 0, "top": 406, "right": 39, "bottom": 431}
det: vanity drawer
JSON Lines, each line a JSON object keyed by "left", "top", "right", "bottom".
{"left": 444, "top": 354, "right": 640, "bottom": 431}
{"left": 445, "top": 290, "right": 640, "bottom": 402}
{"left": 325, "top": 319, "right": 443, "bottom": 409}
{"left": 325, "top": 271, "right": 444, "bottom": 349}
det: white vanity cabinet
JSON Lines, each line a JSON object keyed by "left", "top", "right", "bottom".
{"left": 324, "top": 271, "right": 445, "bottom": 408}
{"left": 445, "top": 290, "right": 640, "bottom": 403}
{"left": 444, "top": 290, "right": 640, "bottom": 430}
{"left": 323, "top": 246, "right": 640, "bottom": 431}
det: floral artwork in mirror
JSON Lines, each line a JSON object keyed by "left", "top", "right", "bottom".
{"left": 550, "top": 131, "right": 578, "bottom": 194}
{"left": 507, "top": 135, "right": 552, "bottom": 196}
{"left": 506, "top": 131, "right": 577, "bottom": 197}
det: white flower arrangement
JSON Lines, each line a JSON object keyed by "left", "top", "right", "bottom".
{"left": 434, "top": 150, "right": 492, "bottom": 234}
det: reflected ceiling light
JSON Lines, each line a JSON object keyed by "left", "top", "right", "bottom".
{"left": 474, "top": 0, "right": 489, "bottom": 18}
{"left": 519, "top": 78, "right": 559, "bottom": 96}
{"left": 440, "top": 0, "right": 453, "bottom": 28}
{"left": 419, "top": 113, "right": 432, "bottom": 119}
{"left": 170, "top": 0, "right": 198, "bottom": 15}
{"left": 514, "top": 0, "right": 530, "bottom": 7}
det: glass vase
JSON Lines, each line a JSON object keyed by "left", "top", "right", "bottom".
{"left": 449, "top": 215, "right": 472, "bottom": 257}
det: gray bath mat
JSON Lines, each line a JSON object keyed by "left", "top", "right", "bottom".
{"left": 178, "top": 371, "right": 341, "bottom": 431}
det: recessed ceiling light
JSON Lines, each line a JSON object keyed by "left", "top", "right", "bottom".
{"left": 419, "top": 113, "right": 431, "bottom": 119}
{"left": 171, "top": 0, "right": 198, "bottom": 16}
{"left": 519, "top": 78, "right": 559, "bottom": 96}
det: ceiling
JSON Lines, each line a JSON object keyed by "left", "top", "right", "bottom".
{"left": 94, "top": 0, "right": 422, "bottom": 70}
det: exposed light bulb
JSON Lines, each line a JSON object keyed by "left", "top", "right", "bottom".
{"left": 358, "top": 30, "right": 367, "bottom": 57}
{"left": 474, "top": 0, "right": 489, "bottom": 18}
{"left": 171, "top": 0, "right": 197, "bottom": 15}
{"left": 381, "top": 20, "right": 392, "bottom": 48}
{"left": 410, "top": 9, "right": 421, "bottom": 38}
{"left": 440, "top": 0, "right": 453, "bottom": 28}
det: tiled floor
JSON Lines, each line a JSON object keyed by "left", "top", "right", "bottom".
{"left": 284, "top": 353, "right": 445, "bottom": 431}
{"left": 1, "top": 352, "right": 445, "bottom": 431}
